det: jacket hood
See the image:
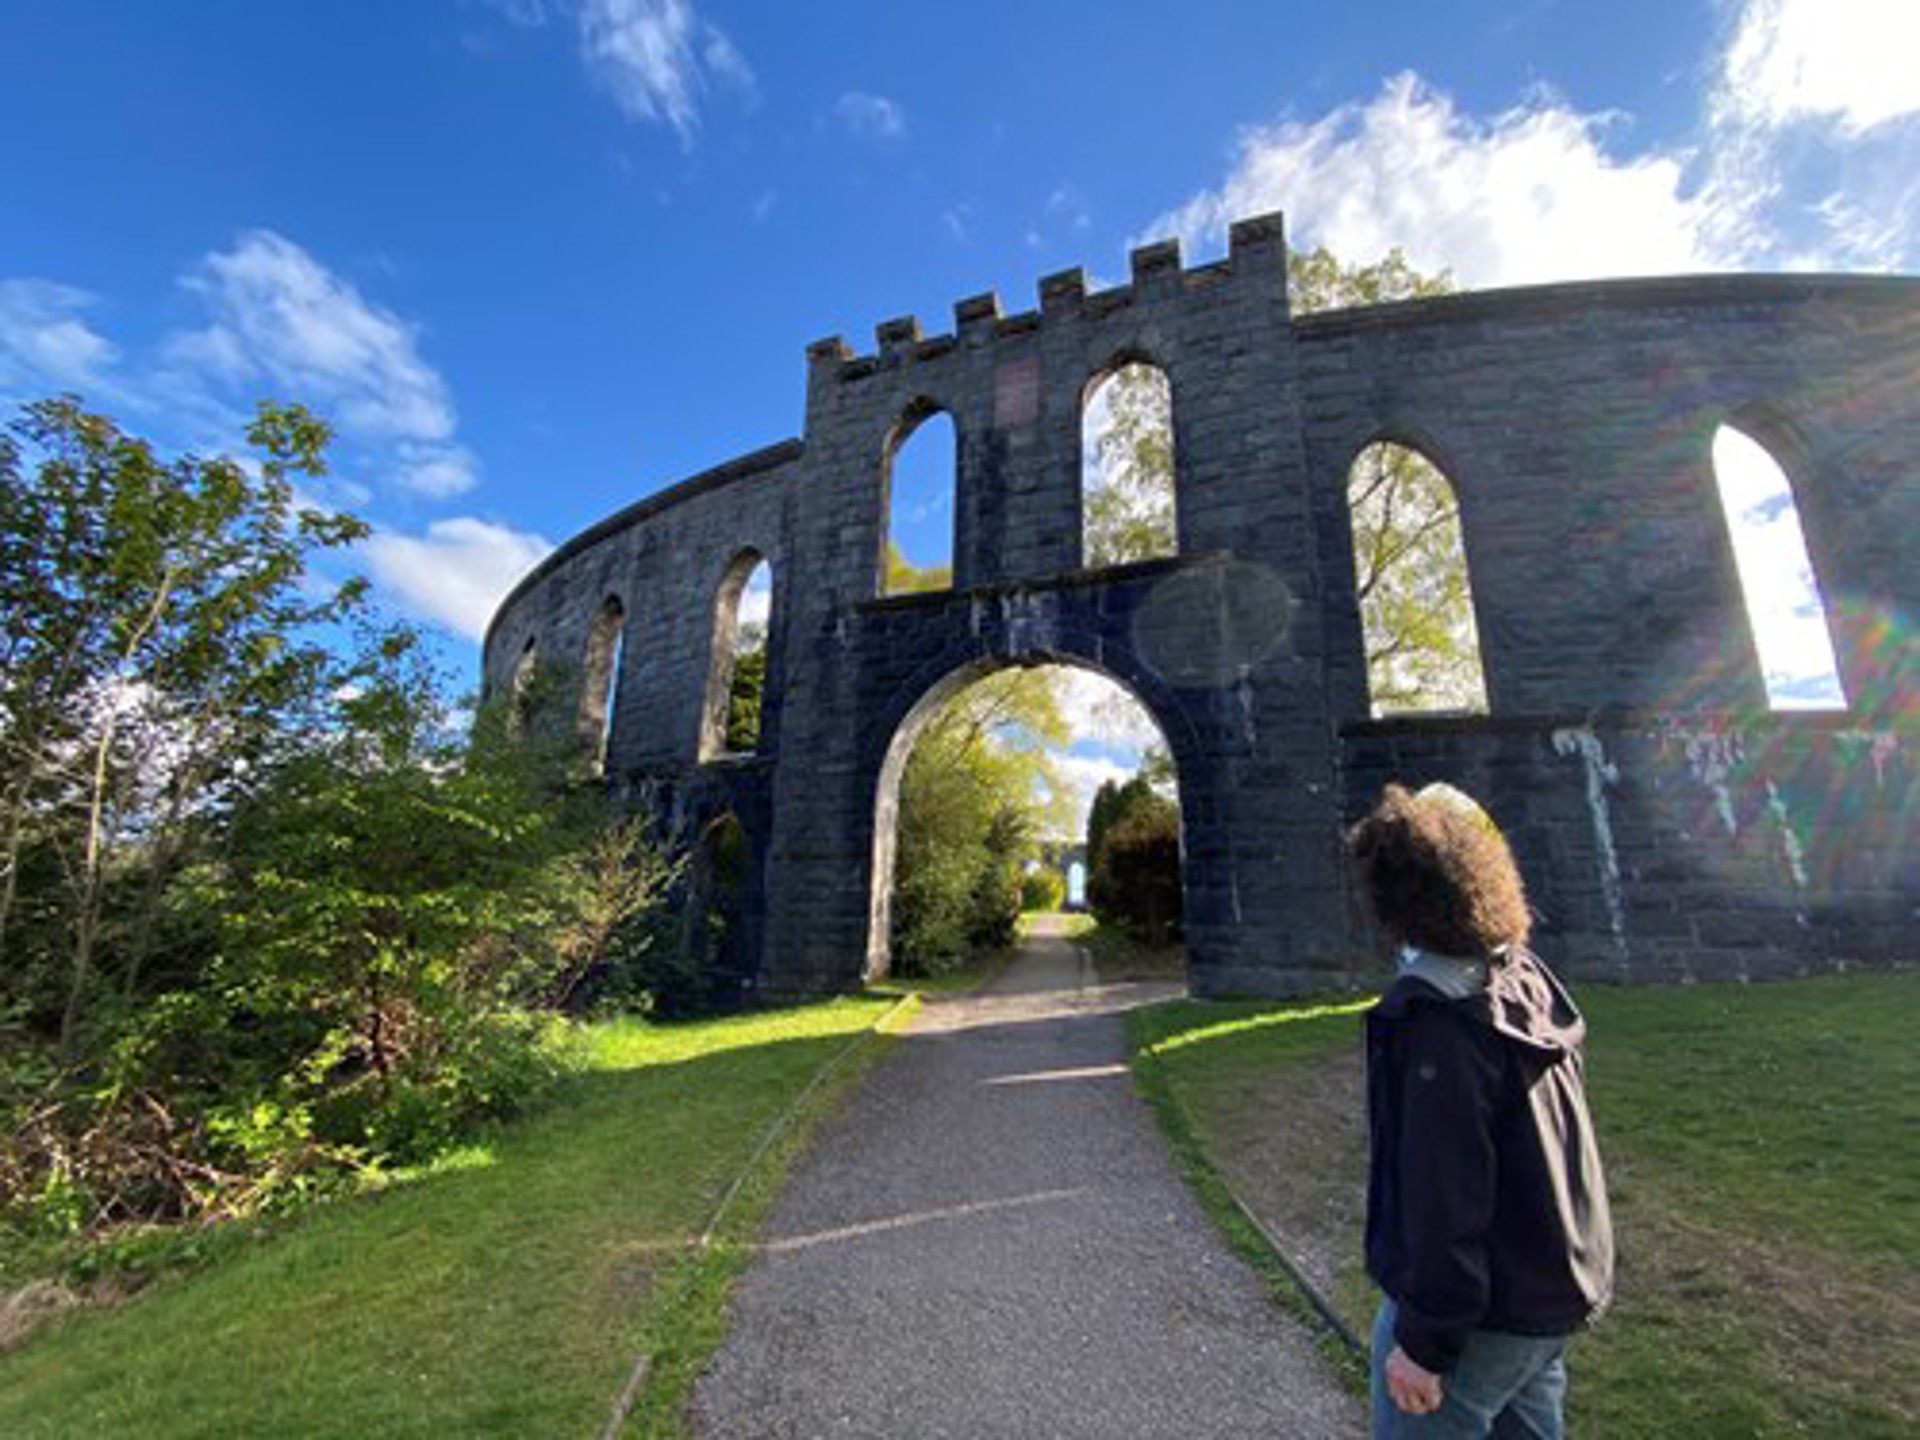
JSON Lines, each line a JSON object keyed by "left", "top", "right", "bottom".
{"left": 1377, "top": 944, "right": 1586, "bottom": 1062}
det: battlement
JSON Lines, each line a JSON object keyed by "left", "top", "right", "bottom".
{"left": 806, "top": 210, "right": 1291, "bottom": 380}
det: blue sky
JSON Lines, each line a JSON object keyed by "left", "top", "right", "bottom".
{"left": 2, "top": 0, "right": 1913, "bottom": 821}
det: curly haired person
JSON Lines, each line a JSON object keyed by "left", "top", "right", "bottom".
{"left": 1349, "top": 783, "right": 1614, "bottom": 1439}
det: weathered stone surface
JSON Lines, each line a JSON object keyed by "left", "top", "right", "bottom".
{"left": 485, "top": 214, "right": 1918, "bottom": 996}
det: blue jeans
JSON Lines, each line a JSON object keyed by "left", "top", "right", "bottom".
{"left": 1371, "top": 1300, "right": 1569, "bottom": 1439}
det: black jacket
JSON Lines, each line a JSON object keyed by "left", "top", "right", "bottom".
{"left": 1364, "top": 945, "right": 1614, "bottom": 1374}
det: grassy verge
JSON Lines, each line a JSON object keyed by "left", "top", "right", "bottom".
{"left": 0, "top": 996, "right": 901, "bottom": 1439}
{"left": 1129, "top": 970, "right": 1918, "bottom": 1437}
{"left": 1067, "top": 913, "right": 1186, "bottom": 983}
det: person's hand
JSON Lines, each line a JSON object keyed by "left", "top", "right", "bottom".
{"left": 1386, "top": 1346, "right": 1444, "bottom": 1416}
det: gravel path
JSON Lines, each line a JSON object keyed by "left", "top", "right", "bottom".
{"left": 690, "top": 919, "right": 1363, "bottom": 1438}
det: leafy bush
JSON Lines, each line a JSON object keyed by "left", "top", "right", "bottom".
{"left": 0, "top": 398, "right": 686, "bottom": 1257}
{"left": 1021, "top": 867, "right": 1066, "bottom": 912}
{"left": 1087, "top": 776, "right": 1182, "bottom": 943}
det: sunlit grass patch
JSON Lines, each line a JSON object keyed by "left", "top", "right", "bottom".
{"left": 1130, "top": 970, "right": 1919, "bottom": 1437}
{"left": 0, "top": 997, "right": 895, "bottom": 1439}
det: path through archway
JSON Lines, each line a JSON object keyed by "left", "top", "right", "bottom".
{"left": 865, "top": 658, "right": 1186, "bottom": 987}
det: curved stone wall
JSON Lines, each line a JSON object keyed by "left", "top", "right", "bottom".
{"left": 486, "top": 213, "right": 1918, "bottom": 996}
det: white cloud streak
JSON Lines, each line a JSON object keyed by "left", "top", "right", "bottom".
{"left": 0, "top": 280, "right": 121, "bottom": 400}
{"left": 833, "top": 90, "right": 906, "bottom": 142}
{"left": 1147, "top": 0, "right": 1920, "bottom": 288}
{"left": 173, "top": 231, "right": 454, "bottom": 441}
{"left": 578, "top": 0, "right": 754, "bottom": 144}
{"left": 161, "top": 230, "right": 479, "bottom": 498}
{"left": 361, "top": 517, "right": 554, "bottom": 643}
{"left": 3, "top": 233, "right": 523, "bottom": 643}
{"left": 1718, "top": 0, "right": 1920, "bottom": 135}
{"left": 1142, "top": 72, "right": 1734, "bottom": 289}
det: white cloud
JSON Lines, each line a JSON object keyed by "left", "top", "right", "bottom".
{"left": 147, "top": 231, "right": 485, "bottom": 500}
{"left": 833, "top": 90, "right": 906, "bottom": 142}
{"left": 172, "top": 230, "right": 456, "bottom": 443}
{"left": 578, "top": 0, "right": 754, "bottom": 144}
{"left": 361, "top": 517, "right": 554, "bottom": 642}
{"left": 738, "top": 562, "right": 772, "bottom": 627}
{"left": 1700, "top": 0, "right": 1920, "bottom": 271}
{"left": 478, "top": 0, "right": 551, "bottom": 26}
{"left": 1719, "top": 0, "right": 1920, "bottom": 135}
{"left": 395, "top": 441, "right": 481, "bottom": 499}
{"left": 1142, "top": 72, "right": 1735, "bottom": 289}
{"left": 0, "top": 280, "right": 120, "bottom": 398}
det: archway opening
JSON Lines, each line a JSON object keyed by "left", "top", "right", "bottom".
{"left": 702, "top": 552, "right": 774, "bottom": 758}
{"left": 508, "top": 636, "right": 538, "bottom": 736}
{"left": 578, "top": 596, "right": 626, "bottom": 773}
{"left": 1082, "top": 361, "right": 1176, "bottom": 568}
{"left": 1711, "top": 424, "right": 1846, "bottom": 710}
{"left": 866, "top": 660, "right": 1184, "bottom": 986}
{"left": 1347, "top": 440, "right": 1488, "bottom": 715}
{"left": 880, "top": 407, "right": 955, "bottom": 595}
{"left": 694, "top": 812, "right": 752, "bottom": 990}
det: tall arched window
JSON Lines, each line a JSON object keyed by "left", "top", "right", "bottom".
{"left": 1711, "top": 424, "right": 1846, "bottom": 710}
{"left": 880, "top": 406, "right": 954, "bottom": 595}
{"left": 578, "top": 595, "right": 626, "bottom": 774}
{"left": 508, "top": 637, "right": 538, "bottom": 737}
{"left": 1082, "top": 361, "right": 1176, "bottom": 567}
{"left": 702, "top": 551, "right": 773, "bottom": 759}
{"left": 1347, "top": 441, "right": 1487, "bottom": 715}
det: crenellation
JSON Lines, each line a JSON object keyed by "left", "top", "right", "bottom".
{"left": 1128, "top": 237, "right": 1182, "bottom": 288}
{"left": 875, "top": 315, "right": 922, "bottom": 355}
{"left": 1038, "top": 267, "right": 1087, "bottom": 312}
{"left": 953, "top": 291, "right": 1001, "bottom": 335}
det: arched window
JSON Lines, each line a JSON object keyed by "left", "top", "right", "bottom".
{"left": 702, "top": 552, "right": 773, "bottom": 759}
{"left": 1082, "top": 361, "right": 1176, "bottom": 567}
{"left": 1347, "top": 441, "right": 1487, "bottom": 715}
{"left": 880, "top": 407, "right": 955, "bottom": 595}
{"left": 507, "top": 637, "right": 538, "bottom": 737}
{"left": 578, "top": 595, "right": 626, "bottom": 774}
{"left": 1711, "top": 424, "right": 1846, "bottom": 710}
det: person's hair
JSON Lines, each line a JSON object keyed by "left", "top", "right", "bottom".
{"left": 1347, "top": 782, "right": 1531, "bottom": 956}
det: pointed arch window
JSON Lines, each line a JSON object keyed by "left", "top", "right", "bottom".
{"left": 880, "top": 407, "right": 955, "bottom": 595}
{"left": 1711, "top": 424, "right": 1846, "bottom": 710}
{"left": 1082, "top": 360, "right": 1176, "bottom": 567}
{"left": 1347, "top": 441, "right": 1487, "bottom": 715}
{"left": 702, "top": 552, "right": 774, "bottom": 759}
{"left": 578, "top": 596, "right": 626, "bottom": 773}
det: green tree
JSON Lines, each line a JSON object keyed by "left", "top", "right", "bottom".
{"left": 1083, "top": 362, "right": 1176, "bottom": 567}
{"left": 882, "top": 540, "right": 951, "bottom": 596}
{"left": 723, "top": 626, "right": 767, "bottom": 751}
{"left": 0, "top": 398, "right": 678, "bottom": 1236}
{"left": 1085, "top": 774, "right": 1182, "bottom": 940}
{"left": 1090, "top": 248, "right": 1486, "bottom": 712}
{"left": 890, "top": 669, "right": 1065, "bottom": 974}
{"left": 0, "top": 398, "right": 368, "bottom": 1053}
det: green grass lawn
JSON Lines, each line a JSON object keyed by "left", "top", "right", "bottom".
{"left": 0, "top": 997, "right": 899, "bottom": 1439}
{"left": 1131, "top": 970, "right": 1918, "bottom": 1438}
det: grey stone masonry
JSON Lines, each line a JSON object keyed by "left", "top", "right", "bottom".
{"left": 485, "top": 214, "right": 1917, "bottom": 996}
